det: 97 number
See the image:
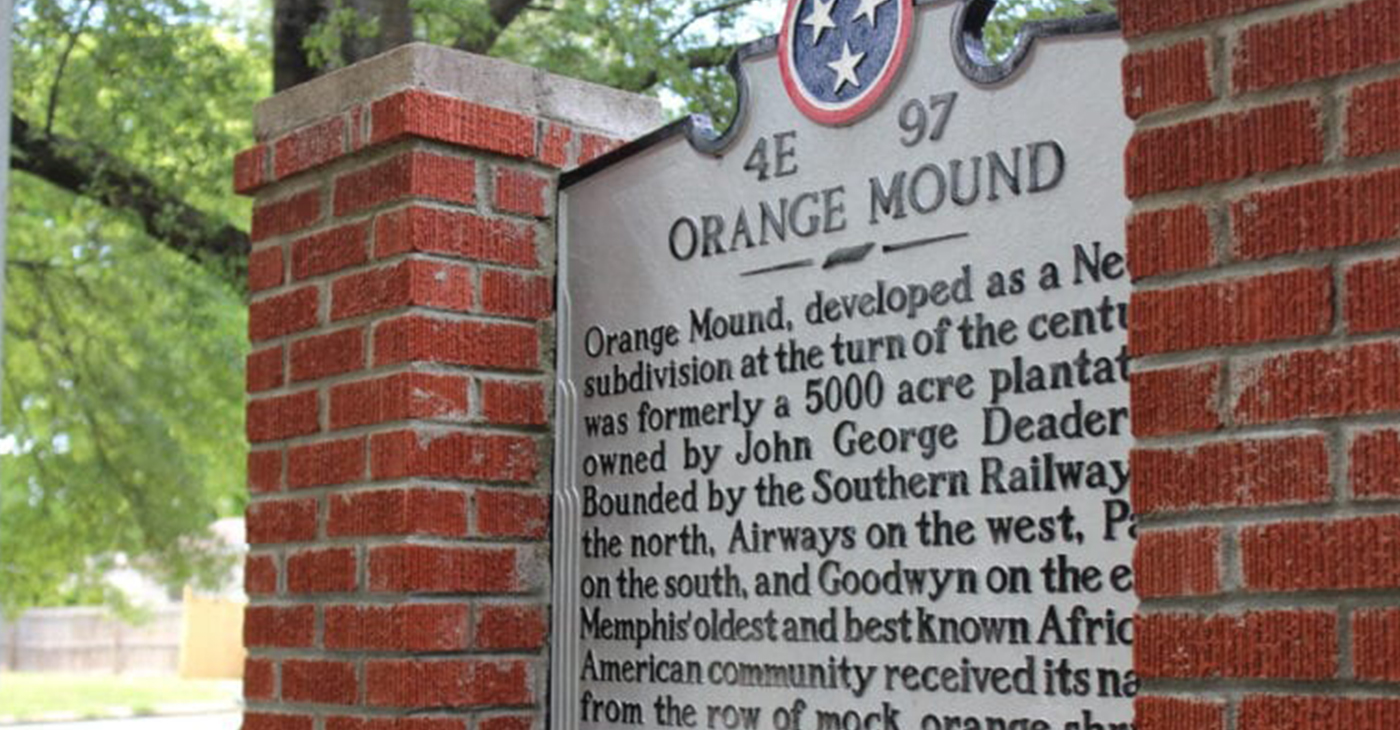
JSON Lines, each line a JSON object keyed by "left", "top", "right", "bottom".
{"left": 897, "top": 92, "right": 958, "bottom": 147}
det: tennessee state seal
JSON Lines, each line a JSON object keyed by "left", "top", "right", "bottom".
{"left": 778, "top": 0, "right": 915, "bottom": 125}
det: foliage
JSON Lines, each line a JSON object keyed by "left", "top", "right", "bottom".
{"left": 981, "top": 0, "right": 1117, "bottom": 59}
{"left": 3, "top": 0, "right": 267, "bottom": 617}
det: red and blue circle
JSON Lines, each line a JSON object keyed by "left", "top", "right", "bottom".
{"left": 778, "top": 0, "right": 915, "bottom": 126}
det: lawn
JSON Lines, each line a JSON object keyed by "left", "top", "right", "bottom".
{"left": 0, "top": 672, "right": 239, "bottom": 721}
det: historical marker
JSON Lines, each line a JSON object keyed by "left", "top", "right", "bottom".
{"left": 555, "top": 2, "right": 1133, "bottom": 730}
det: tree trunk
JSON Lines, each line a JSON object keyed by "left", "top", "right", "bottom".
{"left": 274, "top": 0, "right": 413, "bottom": 91}
{"left": 342, "top": 0, "right": 414, "bottom": 67}
{"left": 273, "top": 0, "right": 326, "bottom": 91}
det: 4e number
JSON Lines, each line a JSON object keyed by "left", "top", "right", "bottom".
{"left": 743, "top": 130, "right": 799, "bottom": 181}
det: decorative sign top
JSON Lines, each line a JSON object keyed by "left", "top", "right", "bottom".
{"left": 779, "top": 0, "right": 915, "bottom": 125}
{"left": 556, "top": 5, "right": 1133, "bottom": 730}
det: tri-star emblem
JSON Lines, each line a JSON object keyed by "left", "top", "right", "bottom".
{"left": 779, "top": 0, "right": 914, "bottom": 125}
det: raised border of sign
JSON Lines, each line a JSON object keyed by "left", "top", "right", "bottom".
{"left": 559, "top": 0, "right": 1120, "bottom": 189}
{"left": 551, "top": 6, "right": 1124, "bottom": 730}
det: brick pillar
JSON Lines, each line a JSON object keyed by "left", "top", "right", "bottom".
{"left": 1120, "top": 1, "right": 1400, "bottom": 728}
{"left": 234, "top": 44, "right": 662, "bottom": 729}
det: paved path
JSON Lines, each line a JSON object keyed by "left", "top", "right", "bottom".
{"left": 6, "top": 714, "right": 241, "bottom": 730}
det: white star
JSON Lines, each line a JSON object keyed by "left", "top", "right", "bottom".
{"left": 800, "top": 0, "right": 838, "bottom": 45}
{"left": 852, "top": 0, "right": 890, "bottom": 27}
{"left": 827, "top": 42, "right": 865, "bottom": 92}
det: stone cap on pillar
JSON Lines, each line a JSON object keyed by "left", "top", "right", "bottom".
{"left": 236, "top": 43, "right": 666, "bottom": 195}
{"left": 256, "top": 43, "right": 665, "bottom": 141}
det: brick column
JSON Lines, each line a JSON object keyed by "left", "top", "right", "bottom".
{"left": 1120, "top": 1, "right": 1400, "bottom": 728}
{"left": 234, "top": 44, "right": 661, "bottom": 730}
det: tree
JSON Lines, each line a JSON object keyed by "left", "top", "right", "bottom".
{"left": 4, "top": 0, "right": 1108, "bottom": 615}
{"left": 4, "top": 0, "right": 265, "bottom": 616}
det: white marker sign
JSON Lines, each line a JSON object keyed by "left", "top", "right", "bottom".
{"left": 555, "top": 3, "right": 1135, "bottom": 730}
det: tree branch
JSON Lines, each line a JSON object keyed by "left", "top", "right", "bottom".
{"left": 45, "top": 0, "right": 99, "bottom": 136}
{"left": 624, "top": 43, "right": 735, "bottom": 92}
{"left": 664, "top": 0, "right": 759, "bottom": 45}
{"left": 10, "top": 113, "right": 250, "bottom": 266}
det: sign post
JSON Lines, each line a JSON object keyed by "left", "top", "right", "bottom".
{"left": 556, "top": 2, "right": 1133, "bottom": 729}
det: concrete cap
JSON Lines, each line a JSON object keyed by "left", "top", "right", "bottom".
{"left": 255, "top": 43, "right": 667, "bottom": 141}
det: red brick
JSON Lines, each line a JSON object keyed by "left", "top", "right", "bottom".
{"left": 482, "top": 380, "right": 546, "bottom": 426}
{"left": 1234, "top": 0, "right": 1400, "bottom": 93}
{"left": 1131, "top": 363, "right": 1223, "bottom": 438}
{"left": 1349, "top": 75, "right": 1400, "bottom": 158}
{"left": 249, "top": 246, "right": 285, "bottom": 292}
{"left": 282, "top": 659, "right": 357, "bottom": 705}
{"left": 329, "top": 372, "right": 469, "bottom": 430}
{"left": 1239, "top": 695, "right": 1400, "bottom": 730}
{"left": 244, "top": 604, "right": 314, "bottom": 648}
{"left": 247, "top": 347, "right": 285, "bottom": 393}
{"left": 538, "top": 123, "right": 572, "bottom": 168}
{"left": 327, "top": 718, "right": 465, "bottom": 730}
{"left": 247, "top": 390, "right": 319, "bottom": 443}
{"left": 249, "top": 450, "right": 283, "bottom": 495}
{"left": 476, "top": 489, "right": 549, "bottom": 539}
{"left": 493, "top": 168, "right": 549, "bottom": 218}
{"left": 243, "top": 714, "right": 313, "bottom": 730}
{"left": 1124, "top": 40, "right": 1215, "bottom": 119}
{"left": 480, "top": 270, "right": 552, "bottom": 320}
{"left": 288, "top": 437, "right": 366, "bottom": 489}
{"left": 1234, "top": 342, "right": 1400, "bottom": 424}
{"left": 1136, "top": 697, "right": 1225, "bottom": 730}
{"left": 290, "top": 327, "right": 365, "bottom": 382}
{"left": 252, "top": 190, "right": 322, "bottom": 243}
{"left": 328, "top": 488, "right": 467, "bottom": 538}
{"left": 1135, "top": 527, "right": 1221, "bottom": 598}
{"left": 292, "top": 222, "right": 370, "bottom": 280}
{"left": 1135, "top": 610, "right": 1338, "bottom": 679}
{"left": 370, "top": 429, "right": 537, "bottom": 484}
{"left": 244, "top": 658, "right": 274, "bottom": 700}
{"left": 1131, "top": 434, "right": 1330, "bottom": 514}
{"left": 374, "top": 206, "right": 536, "bottom": 267}
{"left": 371, "top": 90, "right": 536, "bottom": 158}
{"left": 275, "top": 116, "right": 346, "bottom": 179}
{"left": 1126, "top": 100, "right": 1321, "bottom": 198}
{"left": 1354, "top": 608, "right": 1400, "bottom": 681}
{"left": 334, "top": 151, "right": 476, "bottom": 216}
{"left": 1119, "top": 0, "right": 1303, "bottom": 37}
{"left": 1233, "top": 166, "right": 1400, "bottom": 260}
{"left": 234, "top": 145, "right": 268, "bottom": 195}
{"left": 479, "top": 717, "right": 532, "bottom": 730}
{"left": 474, "top": 604, "right": 546, "bottom": 650}
{"left": 287, "top": 548, "right": 357, "bottom": 594}
{"left": 1241, "top": 514, "right": 1400, "bottom": 592}
{"left": 373, "top": 316, "right": 538, "bottom": 371}
{"left": 1351, "top": 429, "right": 1400, "bottom": 499}
{"left": 579, "top": 134, "right": 623, "bottom": 165}
{"left": 324, "top": 604, "right": 469, "bottom": 652}
{"left": 1130, "top": 267, "right": 1332, "bottom": 356}
{"left": 246, "top": 555, "right": 278, "bottom": 595}
{"left": 364, "top": 659, "right": 531, "bottom": 708}
{"left": 1346, "top": 256, "right": 1400, "bottom": 334}
{"left": 249, "top": 287, "right": 319, "bottom": 342}
{"left": 331, "top": 260, "right": 472, "bottom": 320}
{"left": 247, "top": 498, "right": 318, "bottom": 544}
{"left": 1127, "top": 206, "right": 1214, "bottom": 280}
{"left": 368, "top": 545, "right": 520, "bottom": 594}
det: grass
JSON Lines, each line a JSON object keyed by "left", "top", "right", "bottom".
{"left": 0, "top": 672, "right": 239, "bottom": 721}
